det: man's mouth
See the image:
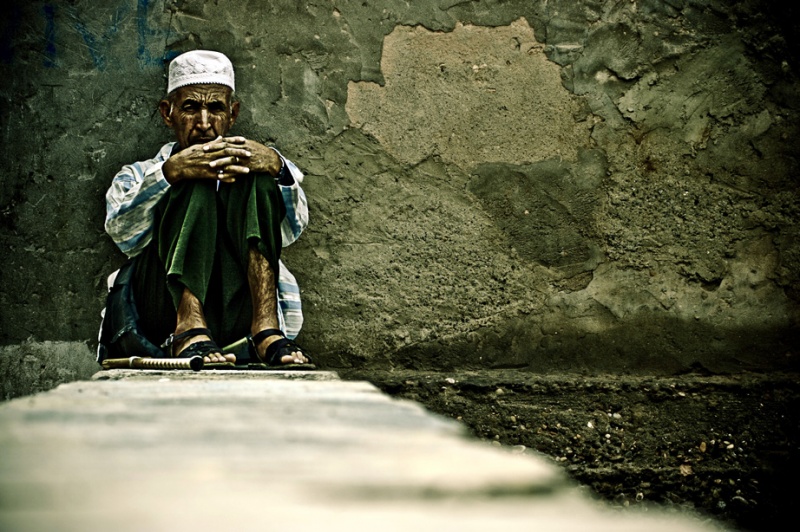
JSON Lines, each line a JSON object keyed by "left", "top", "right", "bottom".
{"left": 190, "top": 135, "right": 217, "bottom": 145}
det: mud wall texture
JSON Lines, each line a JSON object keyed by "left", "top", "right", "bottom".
{"left": 1, "top": 0, "right": 798, "bottom": 380}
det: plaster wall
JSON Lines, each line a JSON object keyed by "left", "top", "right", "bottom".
{"left": 1, "top": 0, "right": 798, "bottom": 394}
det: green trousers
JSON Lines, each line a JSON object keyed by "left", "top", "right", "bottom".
{"left": 132, "top": 174, "right": 285, "bottom": 348}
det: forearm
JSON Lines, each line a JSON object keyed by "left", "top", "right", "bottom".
{"left": 161, "top": 157, "right": 180, "bottom": 185}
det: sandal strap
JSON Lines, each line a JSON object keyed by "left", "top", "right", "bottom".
{"left": 178, "top": 340, "right": 221, "bottom": 359}
{"left": 251, "top": 328, "right": 285, "bottom": 346}
{"left": 250, "top": 329, "right": 313, "bottom": 366}
{"left": 263, "top": 337, "right": 290, "bottom": 365}
{"left": 264, "top": 337, "right": 313, "bottom": 366}
{"left": 161, "top": 327, "right": 213, "bottom": 348}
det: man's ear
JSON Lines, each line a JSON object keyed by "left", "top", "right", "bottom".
{"left": 229, "top": 100, "right": 240, "bottom": 128}
{"left": 159, "top": 99, "right": 173, "bottom": 126}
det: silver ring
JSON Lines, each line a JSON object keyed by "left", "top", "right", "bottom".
{"left": 218, "top": 170, "right": 224, "bottom": 176}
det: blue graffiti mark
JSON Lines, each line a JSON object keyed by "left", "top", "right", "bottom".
{"left": 41, "top": 0, "right": 181, "bottom": 71}
{"left": 73, "top": 23, "right": 104, "bottom": 70}
{"left": 43, "top": 5, "right": 57, "bottom": 67}
{"left": 138, "top": 0, "right": 180, "bottom": 67}
{"left": 163, "top": 49, "right": 181, "bottom": 63}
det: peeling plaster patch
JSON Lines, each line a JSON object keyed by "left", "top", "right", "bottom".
{"left": 346, "top": 18, "right": 591, "bottom": 169}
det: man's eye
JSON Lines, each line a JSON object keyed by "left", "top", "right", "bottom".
{"left": 208, "top": 103, "right": 226, "bottom": 113}
{"left": 181, "top": 104, "right": 198, "bottom": 112}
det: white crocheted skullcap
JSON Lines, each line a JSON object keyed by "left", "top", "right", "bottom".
{"left": 167, "top": 50, "right": 235, "bottom": 94}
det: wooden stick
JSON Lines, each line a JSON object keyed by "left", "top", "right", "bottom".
{"left": 101, "top": 356, "right": 203, "bottom": 372}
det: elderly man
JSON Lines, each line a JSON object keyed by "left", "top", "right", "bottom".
{"left": 102, "top": 50, "right": 310, "bottom": 367}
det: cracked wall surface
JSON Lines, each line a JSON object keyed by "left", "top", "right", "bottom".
{"left": 1, "top": 0, "right": 799, "bottom": 396}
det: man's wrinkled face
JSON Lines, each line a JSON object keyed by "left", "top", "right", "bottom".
{"left": 159, "top": 84, "right": 239, "bottom": 149}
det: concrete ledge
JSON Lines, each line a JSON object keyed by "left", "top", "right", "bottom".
{"left": 0, "top": 371, "right": 726, "bottom": 531}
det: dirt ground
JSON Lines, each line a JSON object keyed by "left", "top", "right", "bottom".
{"left": 340, "top": 369, "right": 800, "bottom": 532}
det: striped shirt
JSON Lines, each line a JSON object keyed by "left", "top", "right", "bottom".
{"left": 104, "top": 142, "right": 308, "bottom": 339}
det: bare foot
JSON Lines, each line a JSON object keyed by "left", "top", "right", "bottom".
{"left": 173, "top": 288, "right": 235, "bottom": 364}
{"left": 254, "top": 333, "right": 309, "bottom": 365}
{"left": 172, "top": 327, "right": 236, "bottom": 365}
{"left": 246, "top": 247, "right": 309, "bottom": 366}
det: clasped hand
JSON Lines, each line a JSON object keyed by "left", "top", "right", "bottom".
{"left": 162, "top": 136, "right": 282, "bottom": 185}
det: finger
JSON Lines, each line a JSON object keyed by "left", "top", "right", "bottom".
{"left": 209, "top": 156, "right": 232, "bottom": 169}
{"left": 223, "top": 147, "right": 252, "bottom": 158}
{"left": 210, "top": 155, "right": 247, "bottom": 168}
{"left": 214, "top": 168, "right": 235, "bottom": 183}
{"left": 223, "top": 136, "right": 247, "bottom": 144}
{"left": 215, "top": 169, "right": 237, "bottom": 183}
{"left": 202, "top": 136, "right": 226, "bottom": 152}
{"left": 225, "top": 164, "right": 250, "bottom": 175}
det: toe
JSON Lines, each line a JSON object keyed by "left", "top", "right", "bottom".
{"left": 204, "top": 353, "right": 229, "bottom": 364}
{"left": 280, "top": 351, "right": 306, "bottom": 365}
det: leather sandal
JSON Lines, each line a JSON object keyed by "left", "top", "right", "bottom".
{"left": 162, "top": 327, "right": 229, "bottom": 364}
{"left": 250, "top": 328, "right": 315, "bottom": 370}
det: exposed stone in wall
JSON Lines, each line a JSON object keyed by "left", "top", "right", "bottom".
{"left": 0, "top": 0, "right": 798, "bottom": 391}
{"left": 346, "top": 19, "right": 591, "bottom": 168}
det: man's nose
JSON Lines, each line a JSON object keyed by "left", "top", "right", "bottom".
{"left": 195, "top": 109, "right": 211, "bottom": 130}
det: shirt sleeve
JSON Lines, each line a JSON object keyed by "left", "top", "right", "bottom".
{"left": 104, "top": 143, "right": 174, "bottom": 257}
{"left": 274, "top": 153, "right": 309, "bottom": 248}
{"left": 277, "top": 261, "right": 303, "bottom": 339}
